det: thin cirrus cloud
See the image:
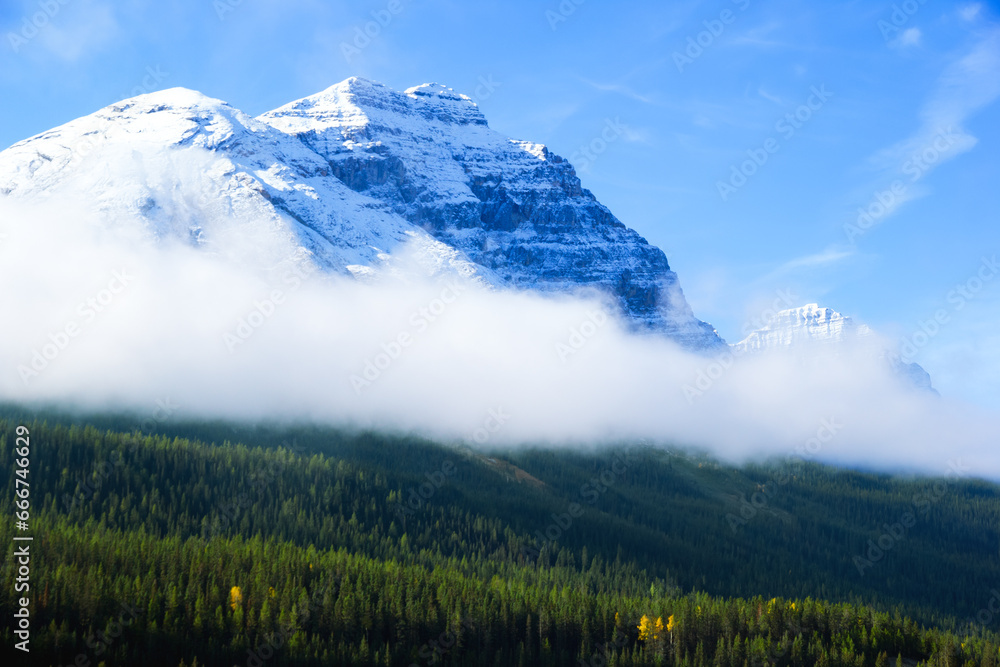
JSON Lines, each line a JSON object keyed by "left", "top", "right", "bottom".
{"left": 4, "top": 0, "right": 120, "bottom": 62}
{"left": 756, "top": 247, "right": 855, "bottom": 284}
{"left": 868, "top": 26, "right": 1000, "bottom": 192}
{"left": 960, "top": 3, "right": 983, "bottom": 23}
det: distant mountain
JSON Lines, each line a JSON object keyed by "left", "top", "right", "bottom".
{"left": 733, "top": 303, "right": 873, "bottom": 353}
{"left": 734, "top": 303, "right": 936, "bottom": 392}
{"left": 0, "top": 77, "right": 723, "bottom": 349}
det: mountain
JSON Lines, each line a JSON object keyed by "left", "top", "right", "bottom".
{"left": 734, "top": 303, "right": 936, "bottom": 392}
{"left": 0, "top": 77, "right": 723, "bottom": 349}
{"left": 733, "top": 303, "right": 873, "bottom": 353}
{"left": 0, "top": 86, "right": 489, "bottom": 282}
{"left": 259, "top": 78, "right": 722, "bottom": 347}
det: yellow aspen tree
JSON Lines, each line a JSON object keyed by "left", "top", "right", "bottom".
{"left": 637, "top": 614, "right": 652, "bottom": 642}
{"left": 229, "top": 586, "right": 243, "bottom": 611}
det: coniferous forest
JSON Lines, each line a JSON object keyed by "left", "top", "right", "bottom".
{"left": 1, "top": 405, "right": 998, "bottom": 666}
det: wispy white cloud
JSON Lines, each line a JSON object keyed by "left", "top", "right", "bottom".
{"left": 692, "top": 115, "right": 714, "bottom": 129}
{"left": 36, "top": 0, "right": 118, "bottom": 61}
{"left": 759, "top": 247, "right": 855, "bottom": 283}
{"left": 959, "top": 3, "right": 982, "bottom": 22}
{"left": 919, "top": 29, "right": 1000, "bottom": 131}
{"left": 757, "top": 87, "right": 783, "bottom": 106}
{"left": 578, "top": 77, "right": 655, "bottom": 105}
{"left": 893, "top": 27, "right": 922, "bottom": 48}
{"left": 730, "top": 21, "right": 788, "bottom": 49}
{"left": 865, "top": 28, "right": 1000, "bottom": 207}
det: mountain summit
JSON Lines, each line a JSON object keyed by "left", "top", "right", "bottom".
{"left": 735, "top": 303, "right": 936, "bottom": 392}
{"left": 0, "top": 77, "right": 722, "bottom": 349}
{"left": 733, "top": 303, "right": 873, "bottom": 353}
{"left": 258, "top": 77, "right": 722, "bottom": 348}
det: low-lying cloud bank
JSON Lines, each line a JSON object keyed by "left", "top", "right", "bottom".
{"left": 1, "top": 195, "right": 997, "bottom": 480}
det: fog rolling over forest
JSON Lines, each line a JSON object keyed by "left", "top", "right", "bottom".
{"left": 1, "top": 189, "right": 998, "bottom": 479}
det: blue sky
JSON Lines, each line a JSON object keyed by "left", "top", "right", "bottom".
{"left": 1, "top": 0, "right": 998, "bottom": 407}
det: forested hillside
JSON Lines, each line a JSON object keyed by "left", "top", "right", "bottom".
{"left": 0, "top": 407, "right": 997, "bottom": 665}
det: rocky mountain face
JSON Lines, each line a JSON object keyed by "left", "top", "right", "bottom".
{"left": 0, "top": 77, "right": 722, "bottom": 349}
{"left": 734, "top": 304, "right": 936, "bottom": 392}
{"left": 259, "top": 77, "right": 722, "bottom": 348}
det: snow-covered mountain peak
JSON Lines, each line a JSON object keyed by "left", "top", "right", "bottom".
{"left": 0, "top": 88, "right": 261, "bottom": 202}
{"left": 263, "top": 76, "right": 488, "bottom": 143}
{"left": 258, "top": 78, "right": 723, "bottom": 347}
{"left": 793, "top": 303, "right": 835, "bottom": 319}
{"left": 0, "top": 78, "right": 725, "bottom": 349}
{"left": 114, "top": 86, "right": 226, "bottom": 111}
{"left": 99, "top": 87, "right": 262, "bottom": 135}
{"left": 734, "top": 303, "right": 872, "bottom": 353}
{"left": 404, "top": 82, "right": 471, "bottom": 100}
{"left": 403, "top": 82, "right": 484, "bottom": 116}
{"left": 734, "top": 303, "right": 935, "bottom": 392}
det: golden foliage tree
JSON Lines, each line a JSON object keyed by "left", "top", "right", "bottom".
{"left": 229, "top": 586, "right": 243, "bottom": 611}
{"left": 637, "top": 614, "right": 652, "bottom": 642}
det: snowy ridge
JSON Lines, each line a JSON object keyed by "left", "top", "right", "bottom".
{"left": 0, "top": 86, "right": 500, "bottom": 283}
